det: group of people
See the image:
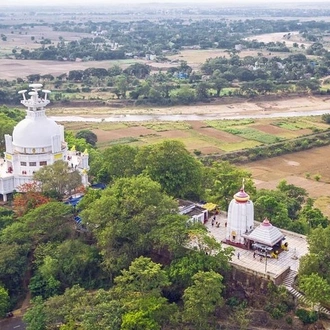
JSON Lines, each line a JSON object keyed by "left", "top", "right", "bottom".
{"left": 211, "top": 215, "right": 220, "bottom": 227}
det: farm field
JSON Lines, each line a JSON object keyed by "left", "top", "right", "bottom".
{"left": 241, "top": 145, "right": 330, "bottom": 218}
{"left": 63, "top": 115, "right": 330, "bottom": 217}
{"left": 63, "top": 116, "right": 329, "bottom": 152}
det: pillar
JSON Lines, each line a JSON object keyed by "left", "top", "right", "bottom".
{"left": 2, "top": 194, "right": 7, "bottom": 202}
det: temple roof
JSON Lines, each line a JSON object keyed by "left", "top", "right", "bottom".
{"left": 233, "top": 188, "right": 250, "bottom": 203}
{"left": 248, "top": 218, "right": 284, "bottom": 247}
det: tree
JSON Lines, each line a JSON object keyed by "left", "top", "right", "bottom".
{"left": 0, "top": 112, "right": 16, "bottom": 152}
{"left": 205, "top": 161, "right": 256, "bottom": 210}
{"left": 169, "top": 229, "right": 233, "bottom": 288}
{"left": 0, "top": 286, "right": 9, "bottom": 318}
{"left": 254, "top": 191, "right": 290, "bottom": 228}
{"left": 98, "top": 145, "right": 139, "bottom": 183}
{"left": 114, "top": 256, "right": 170, "bottom": 295}
{"left": 210, "top": 75, "right": 228, "bottom": 97}
{"left": 33, "top": 160, "right": 82, "bottom": 199}
{"left": 124, "top": 63, "right": 151, "bottom": 79}
{"left": 135, "top": 140, "right": 203, "bottom": 199}
{"left": 81, "top": 176, "right": 179, "bottom": 277}
{"left": 299, "top": 273, "right": 330, "bottom": 309}
{"left": 277, "top": 180, "right": 307, "bottom": 219}
{"left": 183, "top": 271, "right": 224, "bottom": 329}
{"left": 13, "top": 181, "right": 51, "bottom": 216}
{"left": 299, "top": 226, "right": 330, "bottom": 283}
{"left": 23, "top": 296, "right": 46, "bottom": 330}
{"left": 171, "top": 85, "right": 195, "bottom": 105}
{"left": 75, "top": 130, "right": 97, "bottom": 146}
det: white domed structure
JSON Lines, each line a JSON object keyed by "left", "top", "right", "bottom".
{"left": 0, "top": 84, "right": 89, "bottom": 201}
{"left": 226, "top": 185, "right": 254, "bottom": 245}
{"left": 13, "top": 116, "right": 61, "bottom": 149}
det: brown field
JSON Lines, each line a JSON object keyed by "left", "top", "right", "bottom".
{"left": 240, "top": 146, "right": 330, "bottom": 217}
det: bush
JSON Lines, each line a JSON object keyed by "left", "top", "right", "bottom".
{"left": 295, "top": 309, "right": 318, "bottom": 324}
{"left": 285, "top": 316, "right": 293, "bottom": 325}
{"left": 321, "top": 113, "right": 330, "bottom": 124}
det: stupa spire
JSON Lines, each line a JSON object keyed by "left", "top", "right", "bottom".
{"left": 18, "top": 84, "right": 51, "bottom": 111}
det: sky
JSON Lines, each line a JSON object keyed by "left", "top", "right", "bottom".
{"left": 5, "top": 0, "right": 330, "bottom": 5}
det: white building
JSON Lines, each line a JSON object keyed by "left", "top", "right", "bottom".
{"left": 226, "top": 186, "right": 254, "bottom": 245}
{"left": 0, "top": 84, "right": 89, "bottom": 202}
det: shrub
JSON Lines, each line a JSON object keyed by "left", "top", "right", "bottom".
{"left": 295, "top": 309, "right": 318, "bottom": 324}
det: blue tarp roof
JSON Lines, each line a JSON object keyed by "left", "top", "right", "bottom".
{"left": 91, "top": 183, "right": 106, "bottom": 190}
{"left": 64, "top": 196, "right": 84, "bottom": 207}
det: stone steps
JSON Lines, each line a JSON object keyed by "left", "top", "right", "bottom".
{"left": 282, "top": 269, "right": 298, "bottom": 287}
{"left": 286, "top": 283, "right": 330, "bottom": 316}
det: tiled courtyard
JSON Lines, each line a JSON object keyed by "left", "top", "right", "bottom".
{"left": 206, "top": 212, "right": 309, "bottom": 278}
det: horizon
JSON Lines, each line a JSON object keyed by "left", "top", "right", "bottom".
{"left": 4, "top": 0, "right": 330, "bottom": 5}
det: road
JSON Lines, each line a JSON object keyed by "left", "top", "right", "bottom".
{"left": 0, "top": 317, "right": 26, "bottom": 330}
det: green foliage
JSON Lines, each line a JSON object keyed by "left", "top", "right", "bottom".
{"left": 0, "top": 112, "right": 16, "bottom": 152}
{"left": 0, "top": 286, "right": 9, "bottom": 318}
{"left": 23, "top": 296, "right": 46, "bottom": 330}
{"left": 114, "top": 257, "right": 170, "bottom": 295}
{"left": 75, "top": 129, "right": 98, "bottom": 146}
{"left": 204, "top": 161, "right": 256, "bottom": 210}
{"left": 295, "top": 309, "right": 318, "bottom": 324}
{"left": 81, "top": 176, "right": 185, "bottom": 276}
{"left": 64, "top": 131, "right": 91, "bottom": 151}
{"left": 168, "top": 234, "right": 233, "bottom": 288}
{"left": 264, "top": 283, "right": 293, "bottom": 319}
{"left": 223, "top": 127, "right": 282, "bottom": 144}
{"left": 33, "top": 160, "right": 82, "bottom": 199}
{"left": 136, "top": 140, "right": 203, "bottom": 199}
{"left": 97, "top": 144, "right": 139, "bottom": 184}
{"left": 205, "top": 119, "right": 255, "bottom": 130}
{"left": 183, "top": 271, "right": 224, "bottom": 329}
{"left": 299, "top": 273, "right": 330, "bottom": 307}
{"left": 321, "top": 113, "right": 330, "bottom": 124}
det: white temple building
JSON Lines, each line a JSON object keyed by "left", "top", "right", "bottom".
{"left": 0, "top": 84, "right": 89, "bottom": 202}
{"left": 226, "top": 186, "right": 254, "bottom": 245}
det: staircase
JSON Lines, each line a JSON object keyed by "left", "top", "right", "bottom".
{"left": 282, "top": 269, "right": 330, "bottom": 316}
{"left": 282, "top": 269, "right": 298, "bottom": 288}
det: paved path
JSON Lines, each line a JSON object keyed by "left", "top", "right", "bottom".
{"left": 0, "top": 317, "right": 26, "bottom": 330}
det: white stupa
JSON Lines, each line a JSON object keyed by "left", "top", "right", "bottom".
{"left": 226, "top": 184, "right": 254, "bottom": 245}
{"left": 0, "top": 84, "right": 89, "bottom": 201}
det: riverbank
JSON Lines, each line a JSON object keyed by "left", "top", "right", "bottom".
{"left": 48, "top": 95, "right": 330, "bottom": 121}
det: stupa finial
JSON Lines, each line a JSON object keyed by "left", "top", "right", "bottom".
{"left": 18, "top": 84, "right": 51, "bottom": 111}
{"left": 242, "top": 178, "right": 245, "bottom": 191}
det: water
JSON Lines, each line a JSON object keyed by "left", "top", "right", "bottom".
{"left": 50, "top": 109, "right": 330, "bottom": 123}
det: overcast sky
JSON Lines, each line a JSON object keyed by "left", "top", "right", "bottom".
{"left": 5, "top": 0, "right": 330, "bottom": 5}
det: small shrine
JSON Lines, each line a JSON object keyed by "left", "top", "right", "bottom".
{"left": 245, "top": 218, "right": 286, "bottom": 258}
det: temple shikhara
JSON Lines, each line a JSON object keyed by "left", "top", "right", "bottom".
{"left": 0, "top": 84, "right": 89, "bottom": 202}
{"left": 226, "top": 184, "right": 286, "bottom": 258}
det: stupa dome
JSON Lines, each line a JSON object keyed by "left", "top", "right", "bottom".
{"left": 12, "top": 115, "right": 61, "bottom": 148}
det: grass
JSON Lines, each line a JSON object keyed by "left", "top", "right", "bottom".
{"left": 219, "top": 140, "right": 262, "bottom": 152}
{"left": 205, "top": 119, "right": 255, "bottom": 130}
{"left": 97, "top": 136, "right": 138, "bottom": 148}
{"left": 272, "top": 119, "right": 328, "bottom": 131}
{"left": 222, "top": 127, "right": 283, "bottom": 144}
{"left": 90, "top": 122, "right": 129, "bottom": 131}
{"left": 143, "top": 122, "right": 192, "bottom": 131}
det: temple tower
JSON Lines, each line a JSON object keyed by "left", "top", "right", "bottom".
{"left": 226, "top": 185, "right": 254, "bottom": 245}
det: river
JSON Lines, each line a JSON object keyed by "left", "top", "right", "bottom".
{"left": 49, "top": 109, "right": 330, "bottom": 122}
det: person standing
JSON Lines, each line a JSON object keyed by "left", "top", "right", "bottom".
{"left": 237, "top": 252, "right": 240, "bottom": 259}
